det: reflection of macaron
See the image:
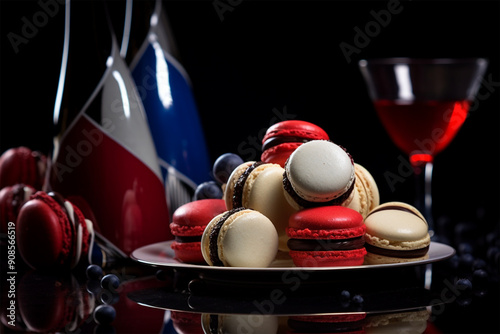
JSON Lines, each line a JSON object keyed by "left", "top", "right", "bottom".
{"left": 18, "top": 271, "right": 94, "bottom": 333}
{"left": 223, "top": 161, "right": 297, "bottom": 251}
{"left": 287, "top": 206, "right": 366, "bottom": 267}
{"left": 365, "top": 309, "right": 429, "bottom": 334}
{"left": 16, "top": 191, "right": 94, "bottom": 269}
{"left": 170, "top": 311, "right": 203, "bottom": 334}
{"left": 288, "top": 313, "right": 367, "bottom": 333}
{"left": 364, "top": 202, "right": 430, "bottom": 265}
{"left": 201, "top": 313, "right": 278, "bottom": 334}
{"left": 261, "top": 120, "right": 330, "bottom": 167}
{"left": 283, "top": 140, "right": 356, "bottom": 210}
{"left": 201, "top": 208, "right": 278, "bottom": 267}
{"left": 0, "top": 183, "right": 35, "bottom": 233}
{"left": 170, "top": 199, "right": 227, "bottom": 264}
{"left": 346, "top": 163, "right": 380, "bottom": 218}
{"left": 0, "top": 147, "right": 47, "bottom": 189}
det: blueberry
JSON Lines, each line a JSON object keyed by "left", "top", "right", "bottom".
{"left": 339, "top": 290, "right": 350, "bottom": 301}
{"left": 459, "top": 253, "right": 475, "bottom": 271}
{"left": 101, "top": 274, "right": 121, "bottom": 291}
{"left": 352, "top": 294, "right": 364, "bottom": 304}
{"left": 458, "top": 242, "right": 474, "bottom": 255}
{"left": 93, "top": 304, "right": 116, "bottom": 325}
{"left": 194, "top": 181, "right": 223, "bottom": 200}
{"left": 212, "top": 153, "right": 244, "bottom": 184}
{"left": 473, "top": 269, "right": 488, "bottom": 283}
{"left": 472, "top": 258, "right": 487, "bottom": 271}
{"left": 455, "top": 278, "right": 473, "bottom": 292}
{"left": 86, "top": 264, "right": 104, "bottom": 280}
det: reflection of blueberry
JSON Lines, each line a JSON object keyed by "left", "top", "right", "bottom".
{"left": 94, "top": 304, "right": 116, "bottom": 325}
{"left": 352, "top": 294, "right": 364, "bottom": 304}
{"left": 86, "top": 264, "right": 104, "bottom": 280}
{"left": 455, "top": 278, "right": 473, "bottom": 292}
{"left": 458, "top": 243, "right": 474, "bottom": 255}
{"left": 194, "top": 181, "right": 223, "bottom": 200}
{"left": 101, "top": 274, "right": 121, "bottom": 291}
{"left": 212, "top": 153, "right": 244, "bottom": 184}
{"left": 459, "top": 254, "right": 475, "bottom": 271}
{"left": 340, "top": 290, "right": 350, "bottom": 301}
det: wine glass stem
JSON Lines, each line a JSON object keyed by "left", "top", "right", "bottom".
{"left": 414, "top": 161, "right": 434, "bottom": 238}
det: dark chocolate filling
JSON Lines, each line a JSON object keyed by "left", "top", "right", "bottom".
{"left": 365, "top": 243, "right": 430, "bottom": 258}
{"left": 366, "top": 205, "right": 427, "bottom": 224}
{"left": 232, "top": 161, "right": 264, "bottom": 208}
{"left": 209, "top": 314, "right": 219, "bottom": 333}
{"left": 262, "top": 136, "right": 310, "bottom": 152}
{"left": 174, "top": 235, "right": 202, "bottom": 243}
{"left": 287, "top": 236, "right": 365, "bottom": 252}
{"left": 208, "top": 207, "right": 246, "bottom": 266}
{"left": 283, "top": 171, "right": 355, "bottom": 208}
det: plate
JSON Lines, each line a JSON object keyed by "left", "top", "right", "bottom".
{"left": 131, "top": 241, "right": 455, "bottom": 274}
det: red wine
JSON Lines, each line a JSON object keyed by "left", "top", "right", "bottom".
{"left": 374, "top": 100, "right": 470, "bottom": 163}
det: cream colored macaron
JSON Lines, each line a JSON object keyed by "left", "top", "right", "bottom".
{"left": 201, "top": 208, "right": 279, "bottom": 267}
{"left": 223, "top": 161, "right": 297, "bottom": 252}
{"left": 283, "top": 140, "right": 355, "bottom": 210}
{"left": 363, "top": 202, "right": 430, "bottom": 265}
{"left": 346, "top": 163, "right": 380, "bottom": 218}
{"left": 201, "top": 314, "right": 279, "bottom": 334}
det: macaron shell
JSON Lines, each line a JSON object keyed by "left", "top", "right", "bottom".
{"left": 287, "top": 206, "right": 365, "bottom": 240}
{"left": 261, "top": 142, "right": 302, "bottom": 167}
{"left": 285, "top": 140, "right": 355, "bottom": 203}
{"left": 289, "top": 248, "right": 366, "bottom": 267}
{"left": 262, "top": 120, "right": 329, "bottom": 143}
{"left": 201, "top": 212, "right": 225, "bottom": 266}
{"left": 355, "top": 163, "right": 380, "bottom": 211}
{"left": 171, "top": 241, "right": 205, "bottom": 264}
{"left": 171, "top": 199, "right": 226, "bottom": 236}
{"left": 242, "top": 164, "right": 297, "bottom": 251}
{"left": 218, "top": 210, "right": 278, "bottom": 267}
{"left": 364, "top": 202, "right": 430, "bottom": 251}
{"left": 364, "top": 251, "right": 430, "bottom": 265}
{"left": 0, "top": 147, "right": 44, "bottom": 189}
{"left": 16, "top": 199, "right": 65, "bottom": 269}
{"left": 223, "top": 161, "right": 254, "bottom": 210}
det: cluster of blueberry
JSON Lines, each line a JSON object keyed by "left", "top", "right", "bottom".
{"left": 193, "top": 153, "right": 244, "bottom": 200}
{"left": 85, "top": 264, "right": 120, "bottom": 327}
{"left": 433, "top": 214, "right": 499, "bottom": 322}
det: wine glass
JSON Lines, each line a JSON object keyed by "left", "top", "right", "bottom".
{"left": 358, "top": 58, "right": 488, "bottom": 237}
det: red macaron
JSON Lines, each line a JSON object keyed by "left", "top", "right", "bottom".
{"left": 16, "top": 191, "right": 92, "bottom": 270}
{"left": 261, "top": 120, "right": 329, "bottom": 167}
{"left": 170, "top": 199, "right": 227, "bottom": 264}
{"left": 287, "top": 206, "right": 367, "bottom": 267}
{"left": 0, "top": 183, "right": 36, "bottom": 233}
{"left": 0, "top": 147, "right": 47, "bottom": 190}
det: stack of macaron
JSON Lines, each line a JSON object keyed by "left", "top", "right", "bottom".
{"left": 184, "top": 119, "right": 431, "bottom": 268}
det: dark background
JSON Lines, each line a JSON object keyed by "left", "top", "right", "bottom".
{"left": 1, "top": 0, "right": 499, "bottom": 229}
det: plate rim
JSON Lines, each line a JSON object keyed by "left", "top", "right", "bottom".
{"left": 130, "top": 240, "right": 455, "bottom": 272}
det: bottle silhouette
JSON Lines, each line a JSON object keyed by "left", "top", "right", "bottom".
{"left": 49, "top": 0, "right": 171, "bottom": 255}
{"left": 118, "top": 0, "right": 212, "bottom": 213}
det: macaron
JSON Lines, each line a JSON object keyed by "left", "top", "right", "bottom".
{"left": 363, "top": 202, "right": 431, "bottom": 265}
{"left": 287, "top": 206, "right": 367, "bottom": 267}
{"left": 201, "top": 208, "right": 279, "bottom": 267}
{"left": 288, "top": 314, "right": 367, "bottom": 333}
{"left": 365, "top": 309, "right": 429, "bottom": 334}
{"left": 0, "top": 147, "right": 47, "bottom": 190}
{"left": 169, "top": 199, "right": 227, "bottom": 264}
{"left": 17, "top": 271, "right": 93, "bottom": 333}
{"left": 16, "top": 191, "right": 94, "bottom": 270}
{"left": 346, "top": 163, "right": 380, "bottom": 218}
{"left": 170, "top": 311, "right": 203, "bottom": 334}
{"left": 0, "top": 183, "right": 35, "bottom": 233}
{"left": 283, "top": 140, "right": 356, "bottom": 210}
{"left": 261, "top": 120, "right": 330, "bottom": 167}
{"left": 223, "top": 161, "right": 297, "bottom": 251}
{"left": 201, "top": 313, "right": 278, "bottom": 334}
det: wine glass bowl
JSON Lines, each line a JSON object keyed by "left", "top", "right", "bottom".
{"left": 358, "top": 58, "right": 488, "bottom": 234}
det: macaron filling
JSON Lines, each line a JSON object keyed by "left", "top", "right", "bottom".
{"left": 283, "top": 171, "right": 355, "bottom": 208}
{"left": 208, "top": 207, "right": 245, "bottom": 266}
{"left": 174, "top": 235, "right": 202, "bottom": 243}
{"left": 287, "top": 236, "right": 365, "bottom": 251}
{"left": 262, "top": 136, "right": 310, "bottom": 152}
{"left": 365, "top": 243, "right": 430, "bottom": 258}
{"left": 232, "top": 161, "right": 264, "bottom": 208}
